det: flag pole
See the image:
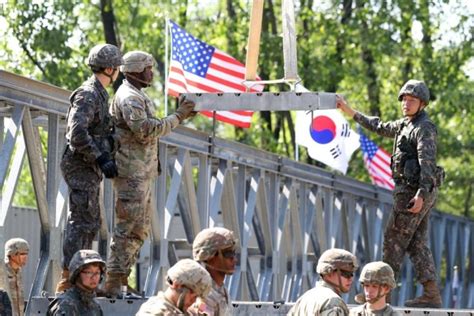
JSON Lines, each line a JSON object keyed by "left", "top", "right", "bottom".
{"left": 164, "top": 17, "right": 170, "bottom": 116}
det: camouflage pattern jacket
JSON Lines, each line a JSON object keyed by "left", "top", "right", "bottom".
{"left": 189, "top": 280, "right": 231, "bottom": 316}
{"left": 354, "top": 110, "right": 440, "bottom": 199}
{"left": 287, "top": 280, "right": 349, "bottom": 316}
{"left": 136, "top": 291, "right": 185, "bottom": 316}
{"left": 65, "top": 75, "right": 114, "bottom": 164}
{"left": 0, "top": 263, "right": 24, "bottom": 316}
{"left": 0, "top": 289, "right": 12, "bottom": 316}
{"left": 349, "top": 304, "right": 401, "bottom": 316}
{"left": 110, "top": 80, "right": 180, "bottom": 178}
{"left": 47, "top": 287, "right": 102, "bottom": 316}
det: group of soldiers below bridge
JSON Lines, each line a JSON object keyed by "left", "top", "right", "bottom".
{"left": 1, "top": 40, "right": 445, "bottom": 315}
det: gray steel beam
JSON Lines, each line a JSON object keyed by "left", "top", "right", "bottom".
{"left": 183, "top": 92, "right": 336, "bottom": 111}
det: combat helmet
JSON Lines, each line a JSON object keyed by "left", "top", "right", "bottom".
{"left": 167, "top": 259, "right": 212, "bottom": 297}
{"left": 120, "top": 51, "right": 154, "bottom": 73}
{"left": 87, "top": 43, "right": 123, "bottom": 69}
{"left": 398, "top": 79, "right": 430, "bottom": 104}
{"left": 316, "top": 248, "right": 358, "bottom": 275}
{"left": 193, "top": 227, "right": 238, "bottom": 262}
{"left": 360, "top": 261, "right": 396, "bottom": 289}
{"left": 4, "top": 238, "right": 29, "bottom": 262}
{"left": 68, "top": 249, "right": 106, "bottom": 284}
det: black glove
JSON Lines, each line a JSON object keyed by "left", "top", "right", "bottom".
{"left": 96, "top": 153, "right": 118, "bottom": 178}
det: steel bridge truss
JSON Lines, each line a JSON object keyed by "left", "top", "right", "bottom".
{"left": 0, "top": 70, "right": 473, "bottom": 310}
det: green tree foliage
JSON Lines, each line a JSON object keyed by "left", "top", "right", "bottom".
{"left": 1, "top": 0, "right": 472, "bottom": 217}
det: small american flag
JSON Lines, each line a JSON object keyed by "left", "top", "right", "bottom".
{"left": 167, "top": 20, "right": 264, "bottom": 128}
{"left": 359, "top": 129, "right": 395, "bottom": 190}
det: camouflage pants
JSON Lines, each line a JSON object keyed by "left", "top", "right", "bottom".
{"left": 107, "top": 176, "right": 153, "bottom": 275}
{"left": 61, "top": 148, "right": 102, "bottom": 268}
{"left": 383, "top": 186, "right": 438, "bottom": 283}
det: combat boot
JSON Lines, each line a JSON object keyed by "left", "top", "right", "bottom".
{"left": 55, "top": 268, "right": 71, "bottom": 294}
{"left": 404, "top": 280, "right": 442, "bottom": 308}
{"left": 104, "top": 272, "right": 124, "bottom": 297}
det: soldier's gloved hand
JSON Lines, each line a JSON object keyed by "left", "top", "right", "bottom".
{"left": 175, "top": 97, "right": 196, "bottom": 122}
{"left": 96, "top": 153, "right": 118, "bottom": 178}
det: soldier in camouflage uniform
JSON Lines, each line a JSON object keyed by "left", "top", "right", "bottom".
{"left": 0, "top": 289, "right": 12, "bottom": 316}
{"left": 136, "top": 259, "right": 212, "bottom": 316}
{"left": 350, "top": 262, "right": 401, "bottom": 316}
{"left": 189, "top": 227, "right": 238, "bottom": 316}
{"left": 56, "top": 44, "right": 123, "bottom": 294}
{"left": 288, "top": 248, "right": 358, "bottom": 316}
{"left": 48, "top": 249, "right": 106, "bottom": 316}
{"left": 0, "top": 238, "right": 29, "bottom": 316}
{"left": 337, "top": 80, "right": 443, "bottom": 308}
{"left": 105, "top": 51, "right": 196, "bottom": 296}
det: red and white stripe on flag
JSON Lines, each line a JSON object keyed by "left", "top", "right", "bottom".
{"left": 167, "top": 20, "right": 264, "bottom": 128}
{"left": 359, "top": 131, "right": 395, "bottom": 190}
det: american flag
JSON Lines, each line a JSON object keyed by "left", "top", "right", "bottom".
{"left": 167, "top": 20, "right": 264, "bottom": 128}
{"left": 359, "top": 129, "right": 395, "bottom": 190}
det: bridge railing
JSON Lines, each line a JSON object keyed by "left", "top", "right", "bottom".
{"left": 0, "top": 70, "right": 473, "bottom": 309}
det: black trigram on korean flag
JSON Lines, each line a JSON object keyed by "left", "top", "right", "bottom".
{"left": 340, "top": 123, "right": 351, "bottom": 137}
{"left": 330, "top": 145, "right": 342, "bottom": 159}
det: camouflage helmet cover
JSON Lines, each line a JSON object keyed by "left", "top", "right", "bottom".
{"left": 167, "top": 259, "right": 212, "bottom": 297}
{"left": 68, "top": 249, "right": 106, "bottom": 284}
{"left": 398, "top": 79, "right": 430, "bottom": 104}
{"left": 120, "top": 50, "right": 154, "bottom": 73}
{"left": 193, "top": 227, "right": 238, "bottom": 261}
{"left": 316, "top": 248, "right": 358, "bottom": 275}
{"left": 4, "top": 238, "right": 29, "bottom": 262}
{"left": 87, "top": 43, "right": 123, "bottom": 68}
{"left": 360, "top": 261, "right": 396, "bottom": 289}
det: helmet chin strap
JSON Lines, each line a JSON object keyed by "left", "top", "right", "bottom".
{"left": 175, "top": 287, "right": 190, "bottom": 312}
{"left": 103, "top": 68, "right": 118, "bottom": 85}
{"left": 204, "top": 262, "right": 234, "bottom": 275}
{"left": 323, "top": 270, "right": 346, "bottom": 294}
{"left": 366, "top": 286, "right": 386, "bottom": 304}
{"left": 125, "top": 73, "right": 152, "bottom": 87}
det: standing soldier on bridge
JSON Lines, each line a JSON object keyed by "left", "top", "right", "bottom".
{"left": 0, "top": 238, "right": 29, "bottom": 316}
{"left": 288, "top": 248, "right": 358, "bottom": 316}
{"left": 350, "top": 262, "right": 401, "bottom": 316}
{"left": 56, "top": 44, "right": 123, "bottom": 294}
{"left": 337, "top": 80, "right": 443, "bottom": 308}
{"left": 104, "top": 50, "right": 196, "bottom": 297}
{"left": 190, "top": 227, "right": 238, "bottom": 316}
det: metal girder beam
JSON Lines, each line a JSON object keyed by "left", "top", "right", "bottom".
{"left": 183, "top": 92, "right": 337, "bottom": 111}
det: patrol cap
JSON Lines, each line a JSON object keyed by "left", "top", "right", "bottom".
{"left": 167, "top": 259, "right": 212, "bottom": 297}
{"left": 87, "top": 43, "right": 123, "bottom": 68}
{"left": 193, "top": 227, "right": 238, "bottom": 262}
{"left": 120, "top": 51, "right": 154, "bottom": 73}
{"left": 360, "top": 261, "right": 396, "bottom": 289}
{"left": 398, "top": 79, "right": 430, "bottom": 104}
{"left": 316, "top": 248, "right": 358, "bottom": 275}
{"left": 68, "top": 249, "right": 106, "bottom": 284}
{"left": 5, "top": 238, "right": 29, "bottom": 261}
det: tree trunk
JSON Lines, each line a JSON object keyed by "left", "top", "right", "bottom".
{"left": 99, "top": 0, "right": 123, "bottom": 91}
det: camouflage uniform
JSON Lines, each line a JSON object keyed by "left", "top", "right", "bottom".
{"left": 288, "top": 248, "right": 357, "bottom": 316}
{"left": 60, "top": 44, "right": 122, "bottom": 272}
{"left": 288, "top": 280, "right": 349, "bottom": 316}
{"left": 0, "top": 289, "right": 12, "bottom": 316}
{"left": 107, "top": 51, "right": 194, "bottom": 283}
{"left": 349, "top": 304, "right": 400, "bottom": 316}
{"left": 0, "top": 239, "right": 29, "bottom": 316}
{"left": 193, "top": 280, "right": 231, "bottom": 316}
{"left": 48, "top": 250, "right": 106, "bottom": 316}
{"left": 353, "top": 108, "right": 439, "bottom": 284}
{"left": 136, "top": 291, "right": 184, "bottom": 315}
{"left": 136, "top": 259, "right": 212, "bottom": 316}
